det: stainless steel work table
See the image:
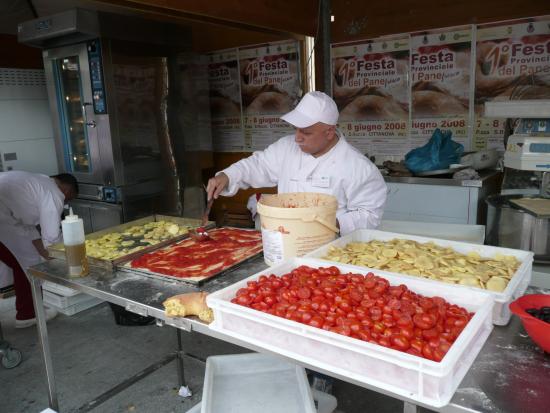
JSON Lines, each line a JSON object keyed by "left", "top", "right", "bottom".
{"left": 28, "top": 258, "right": 550, "bottom": 413}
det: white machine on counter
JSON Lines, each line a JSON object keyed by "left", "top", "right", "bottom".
{"left": 484, "top": 99, "right": 550, "bottom": 288}
{"left": 485, "top": 99, "right": 550, "bottom": 195}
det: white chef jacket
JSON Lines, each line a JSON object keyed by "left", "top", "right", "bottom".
{"left": 220, "top": 132, "right": 387, "bottom": 235}
{"left": 0, "top": 171, "right": 65, "bottom": 270}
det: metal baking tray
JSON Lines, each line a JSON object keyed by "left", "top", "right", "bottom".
{"left": 509, "top": 197, "right": 550, "bottom": 219}
{"left": 47, "top": 215, "right": 215, "bottom": 271}
{"left": 116, "top": 227, "right": 263, "bottom": 285}
{"left": 414, "top": 165, "right": 468, "bottom": 177}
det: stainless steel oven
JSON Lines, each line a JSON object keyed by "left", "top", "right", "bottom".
{"left": 18, "top": 9, "right": 210, "bottom": 232}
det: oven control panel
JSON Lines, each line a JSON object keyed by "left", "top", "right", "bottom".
{"left": 87, "top": 40, "right": 107, "bottom": 114}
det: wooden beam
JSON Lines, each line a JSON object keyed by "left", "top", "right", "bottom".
{"left": 331, "top": 0, "right": 550, "bottom": 42}
{"left": 94, "top": 0, "right": 317, "bottom": 36}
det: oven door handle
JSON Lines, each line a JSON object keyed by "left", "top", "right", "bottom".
{"left": 82, "top": 102, "right": 96, "bottom": 128}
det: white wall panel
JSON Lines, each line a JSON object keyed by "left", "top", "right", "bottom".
{"left": 0, "top": 68, "right": 47, "bottom": 99}
{"left": 0, "top": 138, "right": 58, "bottom": 175}
{"left": 0, "top": 100, "right": 54, "bottom": 140}
{"left": 0, "top": 68, "right": 58, "bottom": 174}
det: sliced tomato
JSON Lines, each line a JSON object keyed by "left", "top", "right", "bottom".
{"left": 349, "top": 289, "right": 363, "bottom": 302}
{"left": 391, "top": 334, "right": 410, "bottom": 351}
{"left": 400, "top": 326, "right": 415, "bottom": 340}
{"left": 422, "top": 343, "right": 435, "bottom": 360}
{"left": 413, "top": 313, "right": 437, "bottom": 330}
{"left": 236, "top": 295, "right": 251, "bottom": 305}
{"left": 410, "top": 338, "right": 424, "bottom": 353}
{"left": 422, "top": 328, "right": 439, "bottom": 340}
{"left": 369, "top": 306, "right": 383, "bottom": 321}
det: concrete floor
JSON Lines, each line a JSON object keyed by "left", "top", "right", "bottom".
{"left": 0, "top": 296, "right": 435, "bottom": 413}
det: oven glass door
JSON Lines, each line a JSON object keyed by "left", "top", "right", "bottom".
{"left": 45, "top": 42, "right": 104, "bottom": 185}
{"left": 55, "top": 55, "right": 92, "bottom": 173}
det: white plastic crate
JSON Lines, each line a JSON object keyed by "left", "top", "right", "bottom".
{"left": 55, "top": 298, "right": 103, "bottom": 316}
{"left": 43, "top": 290, "right": 100, "bottom": 309}
{"left": 201, "top": 353, "right": 316, "bottom": 413}
{"left": 42, "top": 281, "right": 80, "bottom": 297}
{"left": 306, "top": 229, "right": 533, "bottom": 325}
{"left": 207, "top": 257, "right": 494, "bottom": 408}
{"left": 44, "top": 292, "right": 103, "bottom": 316}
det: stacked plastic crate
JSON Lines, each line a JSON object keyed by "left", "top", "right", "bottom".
{"left": 43, "top": 282, "right": 103, "bottom": 316}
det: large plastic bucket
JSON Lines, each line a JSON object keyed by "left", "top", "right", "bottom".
{"left": 257, "top": 192, "right": 339, "bottom": 266}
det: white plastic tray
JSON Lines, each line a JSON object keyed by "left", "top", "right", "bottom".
{"left": 306, "top": 229, "right": 533, "bottom": 325}
{"left": 187, "top": 403, "right": 201, "bottom": 413}
{"left": 207, "top": 257, "right": 494, "bottom": 408}
{"left": 378, "top": 220, "right": 485, "bottom": 245}
{"left": 201, "top": 353, "right": 316, "bottom": 413}
{"left": 187, "top": 389, "right": 336, "bottom": 413}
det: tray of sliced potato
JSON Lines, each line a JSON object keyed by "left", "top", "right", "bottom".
{"left": 305, "top": 229, "right": 534, "bottom": 325}
{"left": 47, "top": 215, "right": 215, "bottom": 270}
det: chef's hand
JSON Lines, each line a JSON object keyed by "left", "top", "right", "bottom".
{"left": 206, "top": 173, "right": 229, "bottom": 201}
{"left": 32, "top": 239, "right": 51, "bottom": 260}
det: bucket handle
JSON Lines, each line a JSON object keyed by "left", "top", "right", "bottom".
{"left": 302, "top": 214, "right": 340, "bottom": 233}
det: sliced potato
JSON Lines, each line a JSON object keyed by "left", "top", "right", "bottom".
{"left": 321, "top": 238, "right": 520, "bottom": 291}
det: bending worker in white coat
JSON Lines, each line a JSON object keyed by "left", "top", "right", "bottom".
{"left": 0, "top": 170, "right": 78, "bottom": 328}
{"left": 207, "top": 91, "right": 387, "bottom": 234}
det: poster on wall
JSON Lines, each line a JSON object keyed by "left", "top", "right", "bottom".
{"left": 410, "top": 26, "right": 473, "bottom": 150}
{"left": 207, "top": 49, "right": 244, "bottom": 152}
{"left": 331, "top": 36, "right": 409, "bottom": 158}
{"left": 178, "top": 53, "right": 213, "bottom": 152}
{"left": 113, "top": 63, "right": 162, "bottom": 151}
{"left": 239, "top": 41, "right": 301, "bottom": 151}
{"left": 475, "top": 16, "right": 550, "bottom": 150}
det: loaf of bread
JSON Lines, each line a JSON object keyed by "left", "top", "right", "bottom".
{"left": 163, "top": 291, "right": 214, "bottom": 323}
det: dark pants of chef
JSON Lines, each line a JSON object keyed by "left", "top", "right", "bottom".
{"left": 0, "top": 242, "right": 35, "bottom": 320}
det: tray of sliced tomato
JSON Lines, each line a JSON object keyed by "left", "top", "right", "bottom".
{"left": 207, "top": 257, "right": 494, "bottom": 408}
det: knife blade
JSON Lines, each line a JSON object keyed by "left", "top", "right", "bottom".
{"left": 202, "top": 197, "right": 214, "bottom": 227}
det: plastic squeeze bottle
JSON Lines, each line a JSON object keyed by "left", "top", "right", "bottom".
{"left": 61, "top": 208, "right": 89, "bottom": 277}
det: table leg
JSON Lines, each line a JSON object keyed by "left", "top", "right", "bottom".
{"left": 403, "top": 401, "right": 418, "bottom": 413}
{"left": 176, "top": 328, "right": 186, "bottom": 387}
{"left": 30, "top": 276, "right": 59, "bottom": 411}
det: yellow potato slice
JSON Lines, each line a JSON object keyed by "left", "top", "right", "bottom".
{"left": 459, "top": 278, "right": 481, "bottom": 287}
{"left": 382, "top": 248, "right": 398, "bottom": 258}
{"left": 486, "top": 276, "right": 507, "bottom": 292}
{"left": 415, "top": 256, "right": 434, "bottom": 270}
{"left": 167, "top": 224, "right": 180, "bottom": 235}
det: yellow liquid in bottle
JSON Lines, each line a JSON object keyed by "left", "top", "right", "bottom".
{"left": 65, "top": 243, "right": 89, "bottom": 277}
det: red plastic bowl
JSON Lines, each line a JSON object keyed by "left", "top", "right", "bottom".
{"left": 509, "top": 294, "right": 550, "bottom": 353}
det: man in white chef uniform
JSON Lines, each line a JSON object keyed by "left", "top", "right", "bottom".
{"left": 207, "top": 91, "right": 387, "bottom": 234}
{"left": 0, "top": 171, "right": 78, "bottom": 328}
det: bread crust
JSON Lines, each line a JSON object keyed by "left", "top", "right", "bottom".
{"left": 163, "top": 291, "right": 214, "bottom": 323}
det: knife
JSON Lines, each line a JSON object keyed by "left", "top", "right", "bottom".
{"left": 202, "top": 196, "right": 214, "bottom": 227}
